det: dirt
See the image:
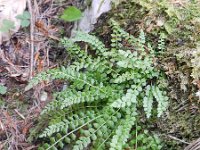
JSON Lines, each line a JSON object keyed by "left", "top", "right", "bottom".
{"left": 0, "top": 0, "right": 199, "bottom": 150}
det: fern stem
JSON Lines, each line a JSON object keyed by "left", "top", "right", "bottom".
{"left": 91, "top": 108, "right": 119, "bottom": 148}
{"left": 96, "top": 108, "right": 121, "bottom": 150}
{"left": 135, "top": 122, "right": 138, "bottom": 150}
{"left": 97, "top": 132, "right": 113, "bottom": 150}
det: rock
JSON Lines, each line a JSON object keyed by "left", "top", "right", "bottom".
{"left": 72, "top": 0, "right": 111, "bottom": 34}
{"left": 40, "top": 91, "right": 48, "bottom": 102}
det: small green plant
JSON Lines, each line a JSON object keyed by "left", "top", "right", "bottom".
{"left": 16, "top": 11, "right": 31, "bottom": 27}
{"left": 0, "top": 85, "right": 7, "bottom": 95}
{"left": 60, "top": 6, "right": 82, "bottom": 22}
{"left": 27, "top": 19, "right": 168, "bottom": 150}
{"left": 0, "top": 19, "right": 15, "bottom": 32}
{"left": 0, "top": 11, "right": 30, "bottom": 33}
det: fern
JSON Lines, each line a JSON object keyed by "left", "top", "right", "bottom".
{"left": 158, "top": 33, "right": 165, "bottom": 51}
{"left": 27, "top": 19, "right": 168, "bottom": 149}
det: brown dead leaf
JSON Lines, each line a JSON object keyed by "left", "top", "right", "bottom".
{"left": 22, "top": 123, "right": 32, "bottom": 135}
{"left": 37, "top": 58, "right": 44, "bottom": 72}
{"left": 35, "top": 21, "right": 49, "bottom": 37}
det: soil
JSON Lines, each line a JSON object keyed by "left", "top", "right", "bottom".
{"left": 0, "top": 0, "right": 199, "bottom": 150}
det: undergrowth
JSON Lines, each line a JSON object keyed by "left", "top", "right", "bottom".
{"left": 124, "top": 126, "right": 163, "bottom": 150}
{"left": 27, "top": 19, "right": 168, "bottom": 150}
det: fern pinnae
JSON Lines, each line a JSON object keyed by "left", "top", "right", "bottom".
{"left": 39, "top": 115, "right": 90, "bottom": 138}
{"left": 46, "top": 115, "right": 103, "bottom": 150}
{"left": 97, "top": 132, "right": 113, "bottom": 150}
{"left": 97, "top": 108, "right": 135, "bottom": 150}
{"left": 26, "top": 66, "right": 102, "bottom": 92}
{"left": 90, "top": 108, "right": 121, "bottom": 149}
{"left": 40, "top": 108, "right": 99, "bottom": 137}
{"left": 72, "top": 109, "right": 119, "bottom": 150}
{"left": 57, "top": 88, "right": 106, "bottom": 109}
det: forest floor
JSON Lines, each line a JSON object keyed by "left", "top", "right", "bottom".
{"left": 0, "top": 0, "right": 199, "bottom": 150}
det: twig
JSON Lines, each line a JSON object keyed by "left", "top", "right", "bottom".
{"left": 0, "top": 119, "right": 4, "bottom": 130}
{"left": 27, "top": 0, "right": 35, "bottom": 79}
{"left": 46, "top": 47, "right": 50, "bottom": 67}
{"left": 167, "top": 134, "right": 190, "bottom": 145}
{"left": 14, "top": 109, "right": 25, "bottom": 120}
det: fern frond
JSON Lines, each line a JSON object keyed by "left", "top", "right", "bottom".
{"left": 143, "top": 85, "right": 154, "bottom": 118}
{"left": 109, "top": 19, "right": 138, "bottom": 48}
{"left": 158, "top": 33, "right": 165, "bottom": 51}
{"left": 45, "top": 115, "right": 103, "bottom": 150}
{"left": 71, "top": 31, "right": 108, "bottom": 54}
{"left": 112, "top": 71, "right": 140, "bottom": 83}
{"left": 61, "top": 37, "right": 87, "bottom": 59}
{"left": 138, "top": 29, "right": 146, "bottom": 51}
{"left": 57, "top": 86, "right": 108, "bottom": 109}
{"left": 40, "top": 110, "right": 97, "bottom": 138}
{"left": 152, "top": 86, "right": 168, "bottom": 117}
{"left": 110, "top": 108, "right": 137, "bottom": 150}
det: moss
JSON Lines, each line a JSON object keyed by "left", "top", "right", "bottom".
{"left": 97, "top": 1, "right": 200, "bottom": 148}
